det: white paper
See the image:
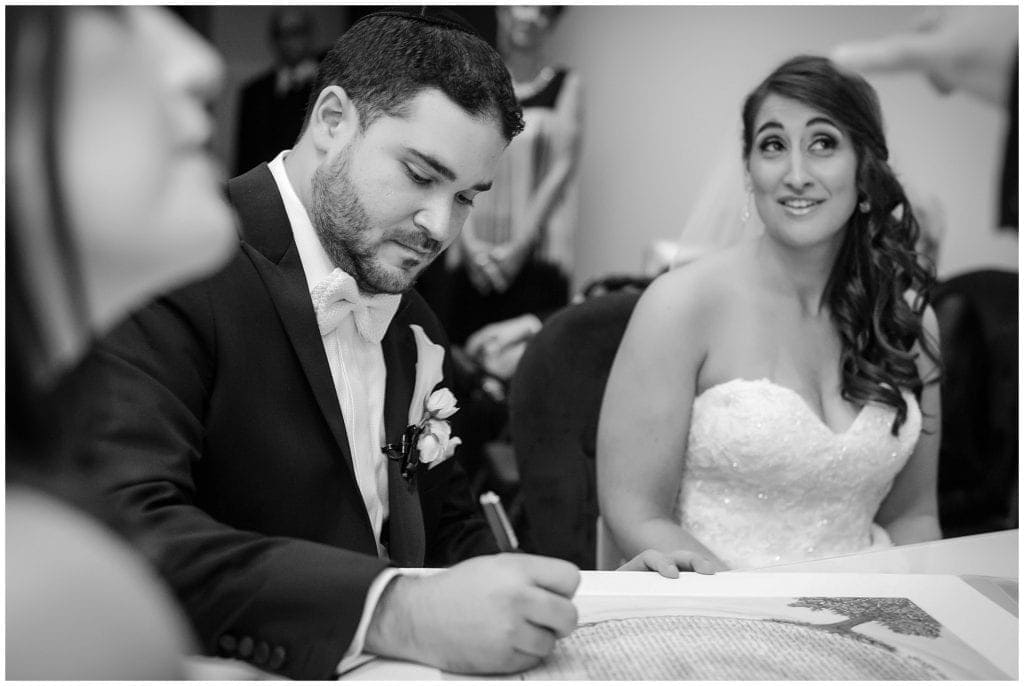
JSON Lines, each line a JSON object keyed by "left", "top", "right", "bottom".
{"left": 521, "top": 573, "right": 1016, "bottom": 680}
{"left": 342, "top": 572, "right": 1017, "bottom": 681}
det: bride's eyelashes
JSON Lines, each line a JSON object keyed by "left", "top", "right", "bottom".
{"left": 808, "top": 130, "right": 842, "bottom": 156}
{"left": 756, "top": 135, "right": 786, "bottom": 156}
{"left": 810, "top": 135, "right": 836, "bottom": 153}
{"left": 756, "top": 132, "right": 841, "bottom": 158}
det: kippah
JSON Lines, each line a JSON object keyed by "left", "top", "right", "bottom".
{"left": 353, "top": 6, "right": 481, "bottom": 38}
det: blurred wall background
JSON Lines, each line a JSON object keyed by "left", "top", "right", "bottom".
{"left": 202, "top": 5, "right": 1017, "bottom": 285}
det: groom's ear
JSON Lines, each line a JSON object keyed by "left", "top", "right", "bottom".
{"left": 308, "top": 85, "right": 360, "bottom": 154}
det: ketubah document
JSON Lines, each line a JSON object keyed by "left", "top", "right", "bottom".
{"left": 344, "top": 572, "right": 1018, "bottom": 681}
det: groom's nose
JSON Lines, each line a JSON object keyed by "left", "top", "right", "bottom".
{"left": 413, "top": 196, "right": 456, "bottom": 244}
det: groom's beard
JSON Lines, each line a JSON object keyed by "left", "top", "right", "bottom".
{"left": 311, "top": 149, "right": 442, "bottom": 295}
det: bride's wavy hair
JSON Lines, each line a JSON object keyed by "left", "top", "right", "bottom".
{"left": 740, "top": 55, "right": 939, "bottom": 435}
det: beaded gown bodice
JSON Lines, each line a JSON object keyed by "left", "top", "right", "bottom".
{"left": 677, "top": 378, "right": 921, "bottom": 569}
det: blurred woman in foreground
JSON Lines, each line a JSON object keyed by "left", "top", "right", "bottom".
{"left": 6, "top": 6, "right": 235, "bottom": 677}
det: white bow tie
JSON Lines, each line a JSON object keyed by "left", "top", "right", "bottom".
{"left": 311, "top": 268, "right": 401, "bottom": 343}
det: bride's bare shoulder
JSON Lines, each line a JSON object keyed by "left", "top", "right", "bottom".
{"left": 642, "top": 243, "right": 751, "bottom": 314}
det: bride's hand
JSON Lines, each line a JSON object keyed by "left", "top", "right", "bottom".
{"left": 617, "top": 549, "right": 727, "bottom": 577}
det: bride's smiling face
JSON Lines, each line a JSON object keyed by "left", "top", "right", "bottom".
{"left": 746, "top": 94, "right": 859, "bottom": 250}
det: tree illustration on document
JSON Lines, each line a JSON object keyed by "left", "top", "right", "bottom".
{"left": 788, "top": 597, "right": 942, "bottom": 647}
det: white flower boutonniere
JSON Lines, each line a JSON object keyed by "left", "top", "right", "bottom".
{"left": 382, "top": 325, "right": 462, "bottom": 481}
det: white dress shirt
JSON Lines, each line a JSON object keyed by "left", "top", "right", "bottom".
{"left": 269, "top": 152, "right": 391, "bottom": 555}
{"left": 267, "top": 151, "right": 400, "bottom": 674}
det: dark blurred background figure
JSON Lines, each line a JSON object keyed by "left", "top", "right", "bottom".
{"left": 434, "top": 5, "right": 583, "bottom": 347}
{"left": 233, "top": 8, "right": 319, "bottom": 174}
{"left": 415, "top": 6, "right": 584, "bottom": 510}
{"left": 6, "top": 6, "right": 238, "bottom": 678}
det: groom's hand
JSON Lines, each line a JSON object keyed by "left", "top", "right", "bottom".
{"left": 365, "top": 554, "right": 580, "bottom": 674}
{"left": 618, "top": 548, "right": 726, "bottom": 577}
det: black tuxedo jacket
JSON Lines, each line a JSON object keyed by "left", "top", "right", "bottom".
{"left": 83, "top": 165, "right": 497, "bottom": 679}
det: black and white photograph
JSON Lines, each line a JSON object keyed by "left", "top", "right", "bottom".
{"left": 6, "top": 3, "right": 1018, "bottom": 681}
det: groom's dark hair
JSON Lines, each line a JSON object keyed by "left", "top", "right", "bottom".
{"left": 300, "top": 8, "right": 523, "bottom": 141}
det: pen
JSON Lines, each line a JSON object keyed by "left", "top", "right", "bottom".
{"left": 479, "top": 491, "right": 519, "bottom": 552}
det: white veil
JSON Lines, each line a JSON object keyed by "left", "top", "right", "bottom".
{"left": 643, "top": 124, "right": 764, "bottom": 275}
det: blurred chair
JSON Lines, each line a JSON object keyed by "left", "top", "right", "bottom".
{"left": 509, "top": 288, "right": 643, "bottom": 569}
{"left": 932, "top": 269, "right": 1018, "bottom": 536}
{"left": 576, "top": 274, "right": 652, "bottom": 302}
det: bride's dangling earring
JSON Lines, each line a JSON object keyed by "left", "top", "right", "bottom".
{"left": 741, "top": 191, "right": 752, "bottom": 224}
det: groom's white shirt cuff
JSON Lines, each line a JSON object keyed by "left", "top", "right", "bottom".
{"left": 335, "top": 568, "right": 402, "bottom": 675}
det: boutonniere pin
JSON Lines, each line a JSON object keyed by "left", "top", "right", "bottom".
{"left": 382, "top": 325, "right": 463, "bottom": 481}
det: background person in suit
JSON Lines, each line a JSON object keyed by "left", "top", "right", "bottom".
{"left": 79, "top": 9, "right": 578, "bottom": 680}
{"left": 416, "top": 5, "right": 584, "bottom": 504}
{"left": 6, "top": 6, "right": 236, "bottom": 678}
{"left": 233, "top": 8, "right": 319, "bottom": 175}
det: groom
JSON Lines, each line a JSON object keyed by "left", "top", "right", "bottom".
{"left": 80, "top": 9, "right": 578, "bottom": 680}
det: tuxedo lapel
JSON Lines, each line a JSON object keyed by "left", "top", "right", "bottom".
{"left": 227, "top": 165, "right": 425, "bottom": 564}
{"left": 381, "top": 316, "right": 425, "bottom": 567}
{"left": 227, "top": 166, "right": 360, "bottom": 489}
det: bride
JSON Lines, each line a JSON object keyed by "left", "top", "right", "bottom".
{"left": 598, "top": 55, "right": 942, "bottom": 573}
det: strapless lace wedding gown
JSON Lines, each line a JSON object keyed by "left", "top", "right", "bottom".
{"left": 677, "top": 378, "right": 921, "bottom": 569}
